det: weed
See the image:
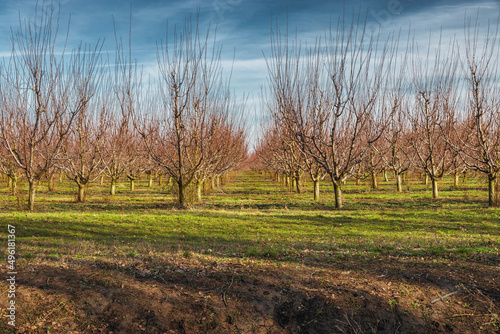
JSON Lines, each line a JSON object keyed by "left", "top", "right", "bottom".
{"left": 127, "top": 251, "right": 139, "bottom": 258}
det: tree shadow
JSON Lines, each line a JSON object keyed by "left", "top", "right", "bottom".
{"left": 12, "top": 255, "right": 472, "bottom": 334}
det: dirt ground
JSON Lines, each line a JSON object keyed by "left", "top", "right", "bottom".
{"left": 1, "top": 251, "right": 499, "bottom": 334}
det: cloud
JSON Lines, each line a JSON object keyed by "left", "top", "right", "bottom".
{"left": 0, "top": 0, "right": 498, "bottom": 147}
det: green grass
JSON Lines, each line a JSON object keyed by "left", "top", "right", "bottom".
{"left": 0, "top": 171, "right": 498, "bottom": 268}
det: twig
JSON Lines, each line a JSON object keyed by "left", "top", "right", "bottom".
{"left": 155, "top": 275, "right": 208, "bottom": 300}
{"left": 222, "top": 276, "right": 234, "bottom": 307}
{"left": 154, "top": 274, "right": 171, "bottom": 300}
{"left": 378, "top": 269, "right": 388, "bottom": 278}
{"left": 430, "top": 290, "right": 464, "bottom": 304}
{"left": 446, "top": 313, "right": 489, "bottom": 319}
{"left": 154, "top": 274, "right": 168, "bottom": 285}
{"left": 37, "top": 301, "right": 65, "bottom": 323}
{"left": 473, "top": 289, "right": 500, "bottom": 299}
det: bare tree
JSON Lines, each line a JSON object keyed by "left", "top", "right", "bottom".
{"left": 102, "top": 108, "right": 133, "bottom": 196}
{"left": 0, "top": 3, "right": 102, "bottom": 211}
{"left": 407, "top": 33, "right": 460, "bottom": 199}
{"left": 281, "top": 17, "right": 387, "bottom": 208}
{"left": 381, "top": 105, "right": 414, "bottom": 192}
{"left": 0, "top": 146, "right": 19, "bottom": 195}
{"left": 192, "top": 97, "right": 247, "bottom": 201}
{"left": 264, "top": 15, "right": 393, "bottom": 208}
{"left": 137, "top": 16, "right": 243, "bottom": 208}
{"left": 60, "top": 85, "right": 108, "bottom": 202}
{"left": 450, "top": 16, "right": 500, "bottom": 206}
{"left": 378, "top": 35, "right": 414, "bottom": 192}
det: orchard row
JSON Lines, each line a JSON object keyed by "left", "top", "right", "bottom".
{"left": 0, "top": 5, "right": 247, "bottom": 211}
{"left": 255, "top": 15, "right": 500, "bottom": 208}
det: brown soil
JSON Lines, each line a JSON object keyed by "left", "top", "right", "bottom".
{"left": 1, "top": 252, "right": 499, "bottom": 333}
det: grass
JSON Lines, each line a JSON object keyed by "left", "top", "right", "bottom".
{"left": 1, "top": 171, "right": 498, "bottom": 264}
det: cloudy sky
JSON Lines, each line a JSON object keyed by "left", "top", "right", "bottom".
{"left": 0, "top": 0, "right": 498, "bottom": 145}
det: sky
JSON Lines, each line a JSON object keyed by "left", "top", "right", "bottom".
{"left": 0, "top": 0, "right": 499, "bottom": 147}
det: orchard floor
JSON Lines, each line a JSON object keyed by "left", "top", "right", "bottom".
{"left": 0, "top": 171, "right": 499, "bottom": 333}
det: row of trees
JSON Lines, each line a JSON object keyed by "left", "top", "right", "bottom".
{"left": 256, "top": 14, "right": 500, "bottom": 208}
{"left": 0, "top": 4, "right": 247, "bottom": 211}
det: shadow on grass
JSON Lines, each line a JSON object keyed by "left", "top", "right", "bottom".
{"left": 0, "top": 200, "right": 183, "bottom": 213}
{"left": 11, "top": 207, "right": 500, "bottom": 290}
{"left": 196, "top": 196, "right": 492, "bottom": 214}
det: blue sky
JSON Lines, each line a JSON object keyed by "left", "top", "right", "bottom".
{"left": 0, "top": 0, "right": 499, "bottom": 146}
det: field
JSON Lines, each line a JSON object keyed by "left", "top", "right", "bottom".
{"left": 0, "top": 171, "right": 499, "bottom": 333}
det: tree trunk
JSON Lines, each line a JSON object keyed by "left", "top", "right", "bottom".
{"left": 48, "top": 174, "right": 55, "bottom": 192}
{"left": 488, "top": 175, "right": 496, "bottom": 207}
{"left": 77, "top": 183, "right": 86, "bottom": 203}
{"left": 203, "top": 178, "right": 209, "bottom": 195}
{"left": 356, "top": 177, "right": 361, "bottom": 186}
{"left": 158, "top": 174, "right": 162, "bottom": 186}
{"left": 291, "top": 177, "right": 297, "bottom": 192}
{"left": 313, "top": 180, "right": 320, "bottom": 201}
{"left": 333, "top": 181, "right": 342, "bottom": 209}
{"left": 371, "top": 171, "right": 378, "bottom": 189}
{"left": 383, "top": 169, "right": 389, "bottom": 182}
{"left": 454, "top": 171, "right": 459, "bottom": 188}
{"left": 10, "top": 176, "right": 17, "bottom": 196}
{"left": 130, "top": 178, "right": 135, "bottom": 191}
{"left": 110, "top": 178, "right": 117, "bottom": 195}
{"left": 28, "top": 181, "right": 36, "bottom": 212}
{"left": 100, "top": 175, "right": 104, "bottom": 186}
{"left": 196, "top": 180, "right": 203, "bottom": 201}
{"left": 396, "top": 173, "right": 403, "bottom": 192}
{"left": 295, "top": 176, "right": 302, "bottom": 194}
{"left": 276, "top": 174, "right": 280, "bottom": 183}
{"left": 432, "top": 178, "right": 439, "bottom": 199}
{"left": 178, "top": 180, "right": 187, "bottom": 208}
{"left": 463, "top": 171, "right": 468, "bottom": 184}
{"left": 148, "top": 173, "right": 153, "bottom": 187}
{"left": 59, "top": 173, "right": 64, "bottom": 183}
{"left": 425, "top": 174, "right": 429, "bottom": 186}
{"left": 8, "top": 176, "right": 13, "bottom": 189}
